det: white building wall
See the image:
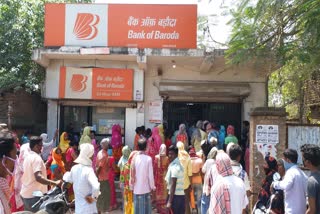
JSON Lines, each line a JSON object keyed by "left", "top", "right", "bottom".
{"left": 47, "top": 100, "right": 59, "bottom": 141}
{"left": 125, "top": 108, "right": 137, "bottom": 149}
{"left": 143, "top": 59, "right": 267, "bottom": 128}
{"left": 45, "top": 59, "right": 145, "bottom": 145}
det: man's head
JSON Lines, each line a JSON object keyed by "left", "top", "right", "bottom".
{"left": 29, "top": 136, "right": 43, "bottom": 154}
{"left": 283, "top": 149, "right": 298, "bottom": 164}
{"left": 228, "top": 143, "right": 242, "bottom": 162}
{"left": 243, "top": 121, "right": 249, "bottom": 127}
{"left": 168, "top": 145, "right": 178, "bottom": 163}
{"left": 300, "top": 144, "right": 320, "bottom": 169}
{"left": 137, "top": 138, "right": 147, "bottom": 151}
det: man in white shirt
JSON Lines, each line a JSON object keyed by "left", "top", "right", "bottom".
{"left": 209, "top": 152, "right": 248, "bottom": 214}
{"left": 63, "top": 143, "right": 100, "bottom": 214}
{"left": 130, "top": 138, "right": 155, "bottom": 214}
{"left": 272, "top": 149, "right": 308, "bottom": 214}
{"left": 227, "top": 143, "right": 251, "bottom": 195}
{"left": 20, "top": 136, "right": 61, "bottom": 212}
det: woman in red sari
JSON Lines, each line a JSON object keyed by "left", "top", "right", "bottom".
{"left": 154, "top": 144, "right": 169, "bottom": 213}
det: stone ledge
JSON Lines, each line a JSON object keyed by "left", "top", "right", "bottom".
{"left": 250, "top": 107, "right": 287, "bottom": 116}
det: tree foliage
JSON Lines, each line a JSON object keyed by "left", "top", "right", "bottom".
{"left": 227, "top": 0, "right": 320, "bottom": 121}
{"left": 0, "top": 0, "right": 92, "bottom": 92}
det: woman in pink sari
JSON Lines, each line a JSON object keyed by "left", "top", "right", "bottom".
{"left": 146, "top": 127, "right": 162, "bottom": 169}
{"left": 90, "top": 130, "right": 99, "bottom": 170}
{"left": 154, "top": 144, "right": 169, "bottom": 213}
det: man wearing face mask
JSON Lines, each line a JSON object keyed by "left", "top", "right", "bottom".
{"left": 272, "top": 149, "right": 308, "bottom": 214}
{"left": 20, "top": 136, "right": 62, "bottom": 212}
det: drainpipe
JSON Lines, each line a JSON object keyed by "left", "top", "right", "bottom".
{"left": 266, "top": 75, "right": 269, "bottom": 107}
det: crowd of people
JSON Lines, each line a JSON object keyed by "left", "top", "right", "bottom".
{"left": 0, "top": 120, "right": 319, "bottom": 214}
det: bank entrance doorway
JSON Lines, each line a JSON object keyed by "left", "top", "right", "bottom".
{"left": 163, "top": 102, "right": 242, "bottom": 138}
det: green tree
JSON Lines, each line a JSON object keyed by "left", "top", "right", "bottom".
{"left": 0, "top": 0, "right": 92, "bottom": 92}
{"left": 227, "top": 0, "right": 320, "bottom": 122}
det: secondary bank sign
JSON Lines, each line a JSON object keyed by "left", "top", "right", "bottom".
{"left": 45, "top": 4, "right": 197, "bottom": 49}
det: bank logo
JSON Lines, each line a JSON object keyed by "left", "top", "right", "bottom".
{"left": 73, "top": 13, "right": 100, "bottom": 40}
{"left": 70, "top": 74, "right": 88, "bottom": 92}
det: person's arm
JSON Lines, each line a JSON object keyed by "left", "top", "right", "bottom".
{"left": 306, "top": 197, "right": 316, "bottom": 214}
{"left": 306, "top": 178, "right": 317, "bottom": 214}
{"left": 52, "top": 129, "right": 59, "bottom": 142}
{"left": 167, "top": 177, "right": 177, "bottom": 209}
{"left": 273, "top": 170, "right": 294, "bottom": 191}
{"left": 88, "top": 168, "right": 100, "bottom": 199}
{"left": 34, "top": 171, "right": 61, "bottom": 186}
{"left": 188, "top": 159, "right": 192, "bottom": 189}
{"left": 148, "top": 158, "right": 156, "bottom": 191}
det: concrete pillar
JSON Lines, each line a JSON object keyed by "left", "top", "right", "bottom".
{"left": 47, "top": 100, "right": 59, "bottom": 141}
{"left": 249, "top": 107, "right": 287, "bottom": 210}
{"left": 125, "top": 108, "right": 137, "bottom": 149}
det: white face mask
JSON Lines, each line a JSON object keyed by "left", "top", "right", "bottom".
{"left": 2, "top": 155, "right": 17, "bottom": 176}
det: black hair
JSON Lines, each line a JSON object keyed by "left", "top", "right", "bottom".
{"left": 243, "top": 121, "right": 249, "bottom": 126}
{"left": 283, "top": 148, "right": 298, "bottom": 164}
{"left": 135, "top": 127, "right": 141, "bottom": 134}
{"left": 29, "top": 136, "right": 43, "bottom": 149}
{"left": 0, "top": 131, "right": 15, "bottom": 157}
{"left": 300, "top": 144, "right": 320, "bottom": 167}
{"left": 140, "top": 126, "right": 146, "bottom": 132}
{"left": 228, "top": 144, "right": 242, "bottom": 160}
{"left": 137, "top": 138, "right": 147, "bottom": 151}
{"left": 168, "top": 145, "right": 178, "bottom": 155}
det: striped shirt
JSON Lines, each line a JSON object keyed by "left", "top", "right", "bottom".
{"left": 167, "top": 157, "right": 185, "bottom": 195}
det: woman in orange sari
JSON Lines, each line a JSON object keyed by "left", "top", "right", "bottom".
{"left": 50, "top": 147, "right": 66, "bottom": 180}
{"left": 154, "top": 144, "right": 169, "bottom": 213}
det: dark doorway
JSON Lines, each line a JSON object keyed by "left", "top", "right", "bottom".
{"left": 163, "top": 102, "right": 242, "bottom": 138}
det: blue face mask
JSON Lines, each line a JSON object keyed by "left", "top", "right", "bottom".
{"left": 107, "top": 149, "right": 113, "bottom": 156}
{"left": 283, "top": 160, "right": 295, "bottom": 171}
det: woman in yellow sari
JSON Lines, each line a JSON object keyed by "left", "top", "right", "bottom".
{"left": 59, "top": 132, "right": 70, "bottom": 154}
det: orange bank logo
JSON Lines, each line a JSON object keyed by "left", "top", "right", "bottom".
{"left": 70, "top": 74, "right": 88, "bottom": 92}
{"left": 73, "top": 13, "right": 100, "bottom": 40}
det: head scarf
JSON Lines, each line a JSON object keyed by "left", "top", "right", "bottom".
{"left": 52, "top": 147, "right": 66, "bottom": 174}
{"left": 157, "top": 124, "right": 165, "bottom": 143}
{"left": 178, "top": 124, "right": 187, "bottom": 135}
{"left": 159, "top": 144, "right": 166, "bottom": 156}
{"left": 100, "top": 138, "right": 110, "bottom": 147}
{"left": 177, "top": 141, "right": 190, "bottom": 166}
{"left": 118, "top": 145, "right": 131, "bottom": 170}
{"left": 211, "top": 152, "right": 232, "bottom": 213}
{"left": 111, "top": 124, "right": 122, "bottom": 148}
{"left": 74, "top": 143, "right": 94, "bottom": 166}
{"left": 227, "top": 125, "right": 235, "bottom": 136}
{"left": 207, "top": 147, "right": 218, "bottom": 159}
{"left": 40, "top": 133, "right": 49, "bottom": 143}
{"left": 59, "top": 132, "right": 70, "bottom": 153}
{"left": 80, "top": 126, "right": 92, "bottom": 146}
{"left": 189, "top": 147, "right": 198, "bottom": 158}
{"left": 151, "top": 127, "right": 162, "bottom": 151}
{"left": 216, "top": 152, "right": 233, "bottom": 177}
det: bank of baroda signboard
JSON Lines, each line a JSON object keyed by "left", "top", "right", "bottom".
{"left": 44, "top": 4, "right": 197, "bottom": 49}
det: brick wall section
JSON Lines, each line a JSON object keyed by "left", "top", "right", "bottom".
{"left": 0, "top": 89, "right": 47, "bottom": 135}
{"left": 249, "top": 107, "right": 287, "bottom": 211}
